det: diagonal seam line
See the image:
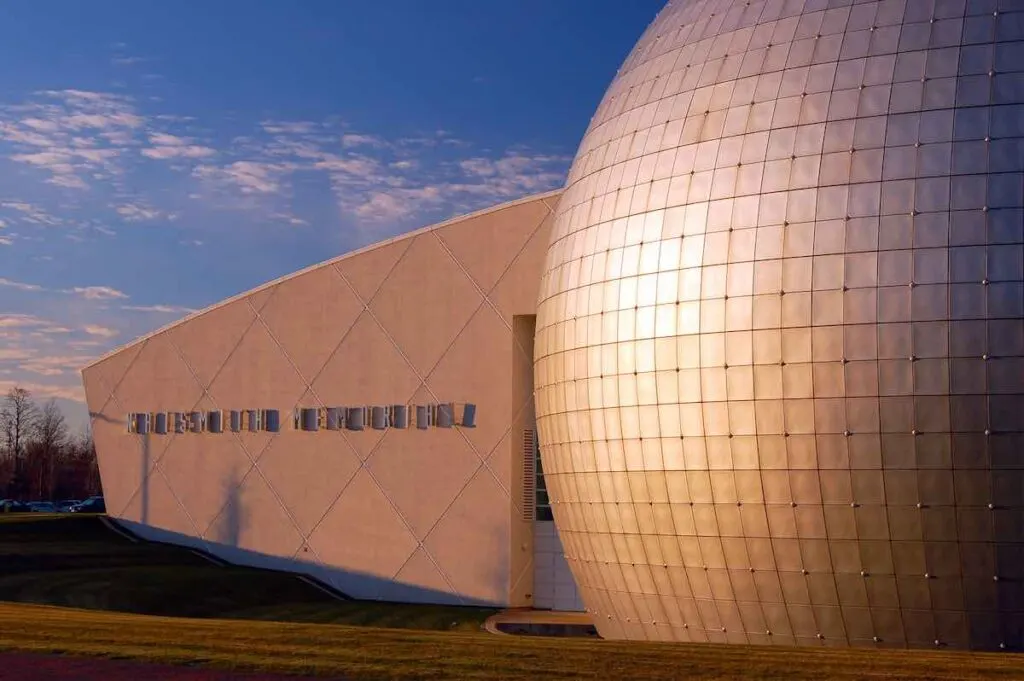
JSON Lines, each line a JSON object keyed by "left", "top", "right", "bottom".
{"left": 336, "top": 235, "right": 416, "bottom": 310}
{"left": 96, "top": 387, "right": 166, "bottom": 519}
{"left": 391, "top": 389, "right": 538, "bottom": 602}
{"left": 284, "top": 261, "right": 393, "bottom": 418}
{"left": 93, "top": 339, "right": 151, "bottom": 422}
{"left": 107, "top": 364, "right": 207, "bottom": 548}
{"left": 164, "top": 294, "right": 328, "bottom": 569}
{"left": 432, "top": 205, "right": 552, "bottom": 336}
{"left": 163, "top": 331, "right": 270, "bottom": 542}
{"left": 191, "top": 296, "right": 269, "bottom": 397}
{"left": 98, "top": 358, "right": 197, "bottom": 522}
{"left": 200, "top": 297, "right": 334, "bottom": 563}
{"left": 257, "top": 265, "right": 367, "bottom": 387}
{"left": 114, "top": 302, "right": 266, "bottom": 529}
{"left": 293, "top": 428, "right": 464, "bottom": 602}
{"left": 339, "top": 284, "right": 536, "bottom": 601}
{"left": 222, "top": 264, "right": 401, "bottom": 583}
{"left": 339, "top": 268, "right": 511, "bottom": 505}
{"left": 247, "top": 297, "right": 461, "bottom": 598}
{"left": 359, "top": 245, "right": 511, "bottom": 499}
{"left": 148, "top": 462, "right": 207, "bottom": 547}
{"left": 336, "top": 231, "right": 553, "bottom": 600}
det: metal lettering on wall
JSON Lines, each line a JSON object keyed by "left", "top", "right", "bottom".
{"left": 126, "top": 402, "right": 476, "bottom": 435}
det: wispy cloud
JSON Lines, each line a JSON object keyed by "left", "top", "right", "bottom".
{"left": 18, "top": 353, "right": 98, "bottom": 377}
{"left": 0, "top": 314, "right": 49, "bottom": 329}
{"left": 0, "top": 380, "right": 84, "bottom": 403}
{"left": 341, "top": 133, "right": 386, "bottom": 149}
{"left": 0, "top": 311, "right": 131, "bottom": 401}
{"left": 141, "top": 132, "right": 216, "bottom": 160}
{"left": 1, "top": 201, "right": 62, "bottom": 225}
{"left": 348, "top": 150, "right": 568, "bottom": 222}
{"left": 193, "top": 122, "right": 568, "bottom": 228}
{"left": 193, "top": 160, "right": 287, "bottom": 194}
{"left": 67, "top": 286, "right": 128, "bottom": 300}
{"left": 114, "top": 202, "right": 164, "bottom": 222}
{"left": 0, "top": 90, "right": 144, "bottom": 189}
{"left": 0, "top": 277, "right": 44, "bottom": 292}
{"left": 112, "top": 56, "right": 148, "bottom": 66}
{"left": 0, "top": 86, "right": 567, "bottom": 235}
{"left": 0, "top": 278, "right": 132, "bottom": 302}
{"left": 82, "top": 324, "right": 118, "bottom": 338}
{"left": 260, "top": 120, "right": 319, "bottom": 135}
{"left": 122, "top": 304, "right": 195, "bottom": 314}
{"left": 0, "top": 349, "right": 35, "bottom": 362}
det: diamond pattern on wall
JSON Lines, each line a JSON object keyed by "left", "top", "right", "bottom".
{"left": 311, "top": 311, "right": 422, "bottom": 403}
{"left": 83, "top": 192, "right": 559, "bottom": 608}
{"left": 484, "top": 432, "right": 513, "bottom": 496}
{"left": 370, "top": 234, "right": 483, "bottom": 376}
{"left": 115, "top": 428, "right": 180, "bottom": 519}
{"left": 212, "top": 469, "right": 305, "bottom": 559}
{"left": 113, "top": 334, "right": 203, "bottom": 412}
{"left": 134, "top": 470, "right": 201, "bottom": 538}
{"left": 243, "top": 285, "right": 278, "bottom": 314}
{"left": 170, "top": 298, "right": 256, "bottom": 391}
{"left": 206, "top": 320, "right": 307, "bottom": 409}
{"left": 256, "top": 428, "right": 360, "bottom": 536}
{"left": 424, "top": 468, "right": 510, "bottom": 604}
{"left": 393, "top": 547, "right": 456, "bottom": 601}
{"left": 334, "top": 239, "right": 410, "bottom": 303}
{"left": 489, "top": 215, "right": 554, "bottom": 319}
{"left": 99, "top": 435, "right": 148, "bottom": 519}
{"left": 426, "top": 303, "right": 511, "bottom": 459}
{"left": 158, "top": 422, "right": 254, "bottom": 536}
{"left": 305, "top": 469, "right": 419, "bottom": 582}
{"left": 258, "top": 265, "right": 363, "bottom": 384}
{"left": 369, "top": 427, "right": 479, "bottom": 540}
{"left": 436, "top": 199, "right": 549, "bottom": 292}
{"left": 86, "top": 340, "right": 145, "bottom": 413}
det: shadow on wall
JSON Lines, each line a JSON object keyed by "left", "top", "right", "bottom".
{"left": 210, "top": 469, "right": 244, "bottom": 547}
{"left": 141, "top": 430, "right": 149, "bottom": 526}
{"left": 116, "top": 519, "right": 499, "bottom": 607}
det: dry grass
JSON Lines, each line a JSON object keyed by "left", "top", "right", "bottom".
{"left": 1, "top": 601, "right": 1022, "bottom": 680}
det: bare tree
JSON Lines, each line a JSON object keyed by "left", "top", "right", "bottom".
{"left": 28, "top": 399, "right": 68, "bottom": 499}
{"left": 33, "top": 399, "right": 68, "bottom": 452}
{"left": 1, "top": 387, "right": 38, "bottom": 464}
{"left": 0, "top": 394, "right": 101, "bottom": 500}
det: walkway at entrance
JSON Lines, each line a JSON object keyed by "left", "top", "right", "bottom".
{"left": 484, "top": 609, "right": 598, "bottom": 638}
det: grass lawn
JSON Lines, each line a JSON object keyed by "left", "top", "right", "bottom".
{"left": 0, "top": 601, "right": 1022, "bottom": 680}
{"left": 0, "top": 514, "right": 495, "bottom": 631}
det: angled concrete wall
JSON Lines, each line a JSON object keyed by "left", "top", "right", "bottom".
{"left": 82, "top": 190, "right": 560, "bottom": 607}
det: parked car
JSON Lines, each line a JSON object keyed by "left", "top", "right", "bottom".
{"left": 70, "top": 496, "right": 105, "bottom": 514}
{"left": 0, "top": 499, "right": 31, "bottom": 513}
{"left": 56, "top": 500, "right": 81, "bottom": 512}
{"left": 28, "top": 501, "right": 57, "bottom": 513}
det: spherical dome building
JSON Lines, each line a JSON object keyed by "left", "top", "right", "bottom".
{"left": 535, "top": 0, "right": 1024, "bottom": 649}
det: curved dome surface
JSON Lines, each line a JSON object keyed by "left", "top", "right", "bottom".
{"left": 535, "top": 0, "right": 1024, "bottom": 649}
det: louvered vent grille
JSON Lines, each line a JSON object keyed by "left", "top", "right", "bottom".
{"left": 522, "top": 429, "right": 536, "bottom": 521}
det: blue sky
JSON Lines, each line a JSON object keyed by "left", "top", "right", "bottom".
{"left": 0, "top": 1, "right": 663, "bottom": 432}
